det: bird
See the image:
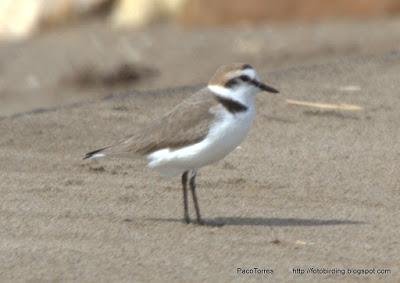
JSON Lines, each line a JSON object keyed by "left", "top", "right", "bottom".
{"left": 84, "top": 63, "right": 279, "bottom": 225}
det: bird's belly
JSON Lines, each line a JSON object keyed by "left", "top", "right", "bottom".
{"left": 147, "top": 111, "right": 254, "bottom": 176}
{"left": 200, "top": 117, "right": 252, "bottom": 164}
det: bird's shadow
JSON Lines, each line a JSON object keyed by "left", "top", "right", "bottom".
{"left": 145, "top": 217, "right": 364, "bottom": 227}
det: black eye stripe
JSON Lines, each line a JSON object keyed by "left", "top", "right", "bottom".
{"left": 224, "top": 78, "right": 239, "bottom": 88}
{"left": 224, "top": 76, "right": 253, "bottom": 88}
{"left": 239, "top": 75, "right": 251, "bottom": 82}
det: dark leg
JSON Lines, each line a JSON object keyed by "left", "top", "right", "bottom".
{"left": 189, "top": 170, "right": 204, "bottom": 225}
{"left": 182, "top": 171, "right": 190, "bottom": 224}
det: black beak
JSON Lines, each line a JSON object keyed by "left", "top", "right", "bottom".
{"left": 251, "top": 80, "right": 279, "bottom": 94}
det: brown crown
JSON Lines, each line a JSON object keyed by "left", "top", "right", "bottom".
{"left": 208, "top": 63, "right": 253, "bottom": 86}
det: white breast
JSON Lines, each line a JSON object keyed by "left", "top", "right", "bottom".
{"left": 147, "top": 105, "right": 255, "bottom": 176}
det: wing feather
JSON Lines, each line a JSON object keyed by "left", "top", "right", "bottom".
{"left": 85, "top": 88, "right": 218, "bottom": 159}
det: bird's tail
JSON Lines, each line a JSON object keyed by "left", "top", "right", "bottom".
{"left": 83, "top": 146, "right": 110, "bottom": 160}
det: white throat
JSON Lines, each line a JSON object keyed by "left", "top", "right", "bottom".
{"left": 208, "top": 85, "right": 256, "bottom": 108}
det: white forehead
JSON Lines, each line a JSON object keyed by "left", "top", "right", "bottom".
{"left": 242, "top": 68, "right": 257, "bottom": 78}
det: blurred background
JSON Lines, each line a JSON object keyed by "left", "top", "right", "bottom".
{"left": 1, "top": 0, "right": 400, "bottom": 115}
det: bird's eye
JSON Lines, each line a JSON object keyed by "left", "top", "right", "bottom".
{"left": 239, "top": 75, "right": 251, "bottom": 82}
{"left": 224, "top": 78, "right": 239, "bottom": 88}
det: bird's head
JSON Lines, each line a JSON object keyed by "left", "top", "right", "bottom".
{"left": 208, "top": 63, "right": 279, "bottom": 99}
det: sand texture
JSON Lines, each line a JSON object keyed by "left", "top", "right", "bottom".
{"left": 0, "top": 20, "right": 399, "bottom": 282}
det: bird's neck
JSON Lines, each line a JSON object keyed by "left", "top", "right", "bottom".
{"left": 208, "top": 85, "right": 255, "bottom": 109}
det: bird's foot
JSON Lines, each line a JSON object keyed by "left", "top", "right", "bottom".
{"left": 196, "top": 218, "right": 205, "bottom": 225}
{"left": 183, "top": 216, "right": 191, "bottom": 224}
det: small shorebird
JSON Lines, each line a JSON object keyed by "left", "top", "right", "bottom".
{"left": 84, "top": 63, "right": 279, "bottom": 225}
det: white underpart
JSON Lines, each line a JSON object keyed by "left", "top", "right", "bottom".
{"left": 147, "top": 84, "right": 257, "bottom": 177}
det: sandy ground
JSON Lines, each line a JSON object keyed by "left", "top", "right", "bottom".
{"left": 1, "top": 20, "right": 400, "bottom": 282}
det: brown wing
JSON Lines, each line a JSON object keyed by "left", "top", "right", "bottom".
{"left": 88, "top": 88, "right": 219, "bottom": 158}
